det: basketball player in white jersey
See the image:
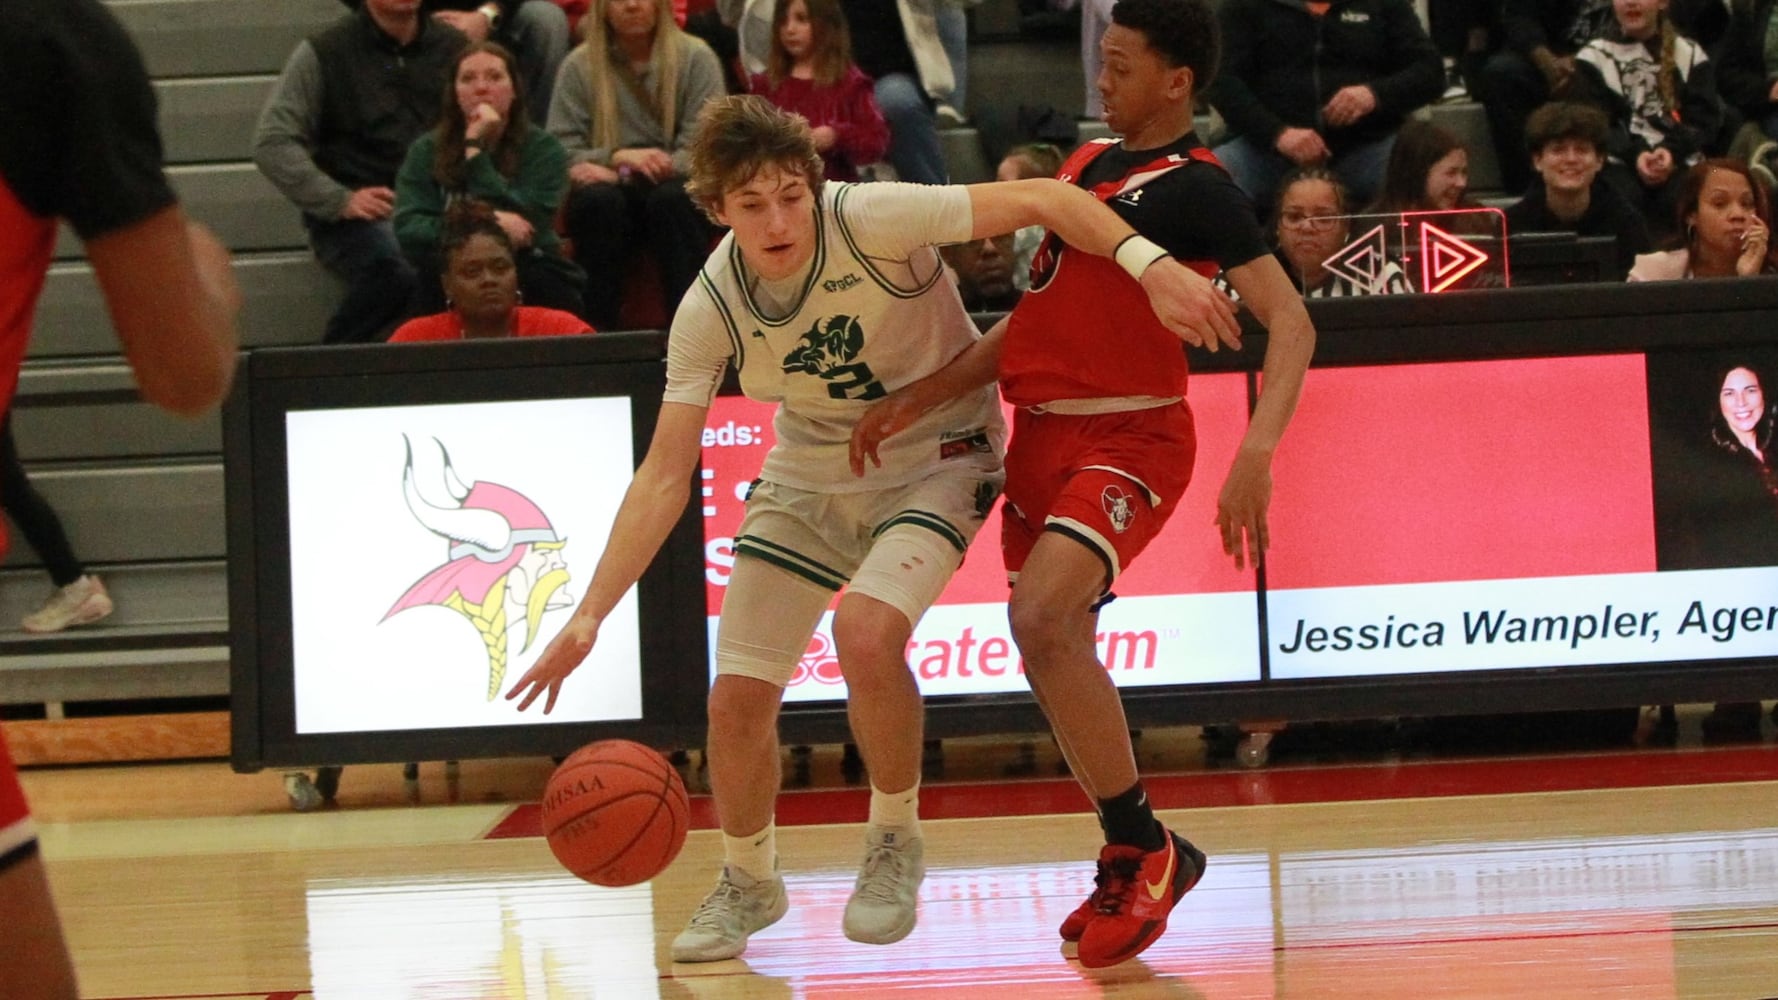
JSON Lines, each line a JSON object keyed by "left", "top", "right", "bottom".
{"left": 506, "top": 94, "right": 1241, "bottom": 962}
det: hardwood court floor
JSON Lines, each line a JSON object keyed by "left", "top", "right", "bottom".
{"left": 15, "top": 718, "right": 1778, "bottom": 999}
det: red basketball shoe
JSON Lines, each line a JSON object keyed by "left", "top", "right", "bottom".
{"left": 1058, "top": 860, "right": 1107, "bottom": 943}
{"left": 1075, "top": 829, "right": 1207, "bottom": 968}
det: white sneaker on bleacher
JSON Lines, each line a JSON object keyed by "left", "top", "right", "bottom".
{"left": 22, "top": 574, "right": 113, "bottom": 633}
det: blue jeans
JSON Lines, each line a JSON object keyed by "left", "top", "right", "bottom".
{"left": 936, "top": 3, "right": 967, "bottom": 110}
{"left": 304, "top": 216, "right": 417, "bottom": 344}
{"left": 875, "top": 72, "right": 947, "bottom": 185}
{"left": 507, "top": 1, "right": 571, "bottom": 124}
{"left": 1212, "top": 133, "right": 1396, "bottom": 218}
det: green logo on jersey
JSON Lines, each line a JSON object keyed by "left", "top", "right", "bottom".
{"left": 780, "top": 314, "right": 886, "bottom": 400}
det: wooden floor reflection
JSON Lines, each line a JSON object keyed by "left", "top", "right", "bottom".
{"left": 29, "top": 772, "right": 1778, "bottom": 999}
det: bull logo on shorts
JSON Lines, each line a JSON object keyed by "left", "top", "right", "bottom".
{"left": 1101, "top": 485, "right": 1136, "bottom": 534}
{"left": 780, "top": 314, "right": 885, "bottom": 400}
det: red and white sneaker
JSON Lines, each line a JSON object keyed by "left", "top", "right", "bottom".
{"left": 1075, "top": 829, "right": 1207, "bottom": 968}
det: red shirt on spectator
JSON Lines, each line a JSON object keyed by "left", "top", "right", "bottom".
{"left": 749, "top": 66, "right": 889, "bottom": 182}
{"left": 388, "top": 305, "right": 593, "bottom": 341}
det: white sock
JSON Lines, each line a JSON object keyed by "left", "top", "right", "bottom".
{"left": 868, "top": 783, "right": 921, "bottom": 841}
{"left": 723, "top": 822, "right": 777, "bottom": 882}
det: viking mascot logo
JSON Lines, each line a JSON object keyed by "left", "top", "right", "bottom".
{"left": 384, "top": 437, "right": 573, "bottom": 700}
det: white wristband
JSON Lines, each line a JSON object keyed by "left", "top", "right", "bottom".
{"left": 1114, "top": 234, "right": 1169, "bottom": 281}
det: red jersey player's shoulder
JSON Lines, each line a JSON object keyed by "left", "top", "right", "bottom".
{"left": 1112, "top": 154, "right": 1270, "bottom": 274}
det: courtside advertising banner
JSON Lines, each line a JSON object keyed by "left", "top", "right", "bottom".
{"left": 705, "top": 347, "right": 1778, "bottom": 699}
{"left": 1266, "top": 352, "right": 1778, "bottom": 678}
{"left": 284, "top": 397, "right": 641, "bottom": 732}
{"left": 702, "top": 373, "right": 1265, "bottom": 705}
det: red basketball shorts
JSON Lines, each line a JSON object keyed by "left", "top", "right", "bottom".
{"left": 1001, "top": 401, "right": 1196, "bottom": 585}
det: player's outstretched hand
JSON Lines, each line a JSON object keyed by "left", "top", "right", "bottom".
{"left": 506, "top": 615, "right": 600, "bottom": 714}
{"left": 1215, "top": 447, "right": 1273, "bottom": 570}
{"left": 1140, "top": 258, "right": 1242, "bottom": 353}
{"left": 849, "top": 388, "right": 928, "bottom": 477}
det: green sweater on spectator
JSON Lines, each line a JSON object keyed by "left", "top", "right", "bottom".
{"left": 393, "top": 126, "right": 569, "bottom": 259}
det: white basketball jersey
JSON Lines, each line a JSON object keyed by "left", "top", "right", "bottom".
{"left": 665, "top": 182, "right": 1004, "bottom": 493}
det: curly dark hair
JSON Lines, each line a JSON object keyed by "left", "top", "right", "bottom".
{"left": 1109, "top": 0, "right": 1219, "bottom": 88}
{"left": 439, "top": 201, "right": 515, "bottom": 269}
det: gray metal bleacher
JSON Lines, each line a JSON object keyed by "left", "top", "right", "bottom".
{"left": 2, "top": 0, "right": 343, "bottom": 722}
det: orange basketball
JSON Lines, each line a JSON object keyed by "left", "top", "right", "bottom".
{"left": 541, "top": 739, "right": 690, "bottom": 887}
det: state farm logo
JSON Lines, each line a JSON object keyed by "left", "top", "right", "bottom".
{"left": 788, "top": 630, "right": 845, "bottom": 687}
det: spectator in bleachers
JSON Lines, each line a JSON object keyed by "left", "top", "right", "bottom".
{"left": 995, "top": 143, "right": 1063, "bottom": 183}
{"left": 749, "top": 0, "right": 890, "bottom": 181}
{"left": 995, "top": 142, "right": 1064, "bottom": 289}
{"left": 1475, "top": 0, "right": 1614, "bottom": 196}
{"left": 1504, "top": 101, "right": 1651, "bottom": 279}
{"left": 840, "top": 0, "right": 955, "bottom": 183}
{"left": 396, "top": 42, "right": 587, "bottom": 315}
{"left": 732, "top": 0, "right": 959, "bottom": 147}
{"left": 550, "top": 0, "right": 726, "bottom": 329}
{"left": 1572, "top": 0, "right": 1724, "bottom": 243}
{"left": 940, "top": 232, "right": 1022, "bottom": 310}
{"left": 1715, "top": 0, "right": 1778, "bottom": 184}
{"left": 339, "top": 0, "right": 573, "bottom": 122}
{"left": 390, "top": 212, "right": 594, "bottom": 339}
{"left": 1629, "top": 157, "right": 1775, "bottom": 277}
{"left": 1272, "top": 167, "right": 1410, "bottom": 296}
{"left": 1207, "top": 0, "right": 1445, "bottom": 214}
{"left": 1368, "top": 119, "right": 1485, "bottom": 217}
{"left": 1, "top": 414, "right": 113, "bottom": 633}
{"left": 254, "top": 0, "right": 467, "bottom": 344}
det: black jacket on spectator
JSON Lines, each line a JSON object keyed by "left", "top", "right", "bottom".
{"left": 1209, "top": 0, "right": 1444, "bottom": 156}
{"left": 1717, "top": 0, "right": 1778, "bottom": 122}
{"left": 1504, "top": 178, "right": 1652, "bottom": 278}
{"left": 1498, "top": 0, "right": 1614, "bottom": 59}
{"left": 307, "top": 10, "right": 464, "bottom": 193}
{"left": 1572, "top": 32, "right": 1724, "bottom": 165}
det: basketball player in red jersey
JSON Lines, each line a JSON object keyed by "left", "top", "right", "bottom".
{"left": 850, "top": 0, "right": 1315, "bottom": 968}
{"left": 1, "top": 0, "right": 241, "bottom": 992}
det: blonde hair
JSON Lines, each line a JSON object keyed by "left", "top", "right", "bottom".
{"left": 1657, "top": 13, "right": 1678, "bottom": 120}
{"left": 581, "top": 0, "right": 690, "bottom": 155}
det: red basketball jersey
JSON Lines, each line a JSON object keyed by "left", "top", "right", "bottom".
{"left": 0, "top": 175, "right": 54, "bottom": 420}
{"left": 1, "top": 735, "right": 36, "bottom": 869}
{"left": 999, "top": 139, "right": 1226, "bottom": 407}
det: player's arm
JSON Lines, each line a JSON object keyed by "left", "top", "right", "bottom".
{"left": 964, "top": 178, "right": 1240, "bottom": 351}
{"left": 85, "top": 207, "right": 242, "bottom": 416}
{"left": 1217, "top": 254, "right": 1316, "bottom": 569}
{"left": 849, "top": 316, "right": 1007, "bottom": 476}
{"left": 507, "top": 400, "right": 707, "bottom": 713}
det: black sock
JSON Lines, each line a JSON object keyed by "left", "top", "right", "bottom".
{"left": 1097, "top": 781, "right": 1165, "bottom": 851}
